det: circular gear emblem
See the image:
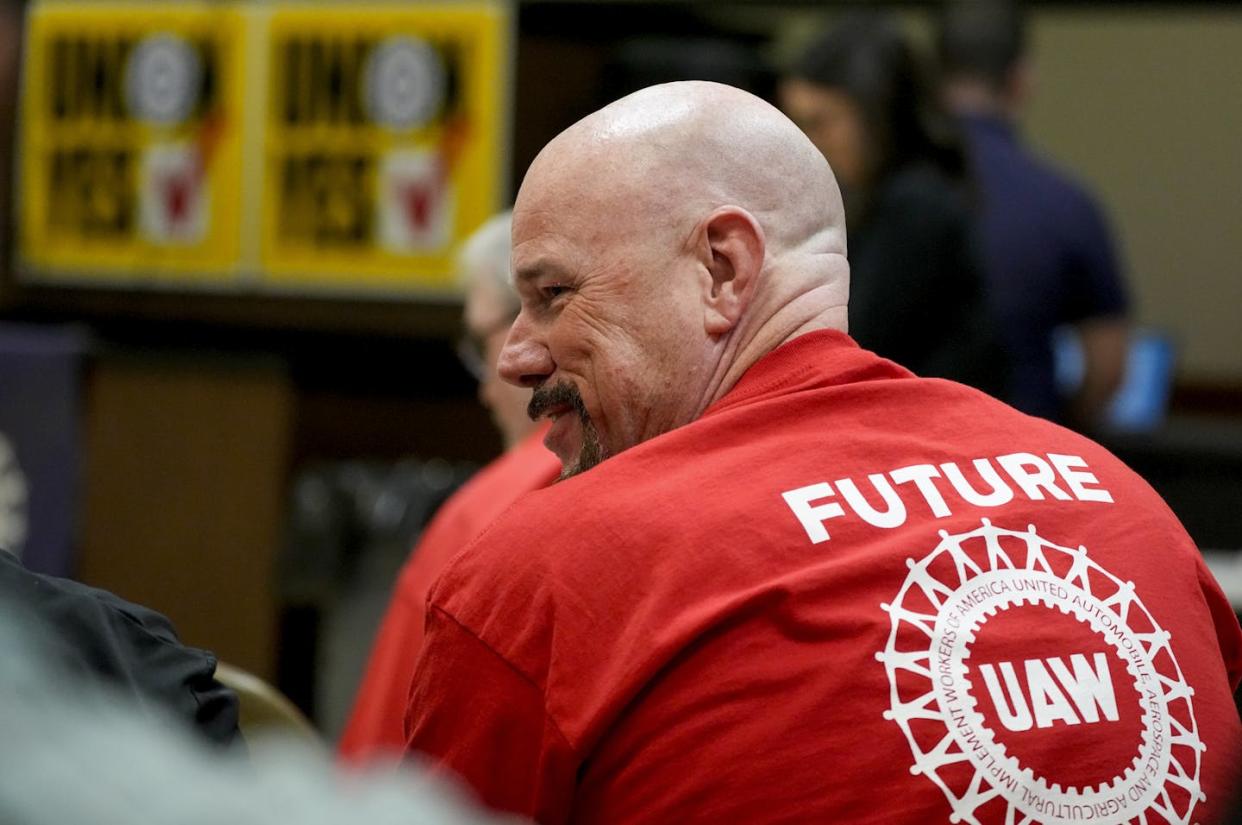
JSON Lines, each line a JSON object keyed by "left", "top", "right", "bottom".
{"left": 877, "top": 519, "right": 1204, "bottom": 825}
{"left": 125, "top": 33, "right": 202, "bottom": 125}
{"left": 363, "top": 36, "right": 446, "bottom": 131}
{"left": 0, "top": 431, "right": 29, "bottom": 557}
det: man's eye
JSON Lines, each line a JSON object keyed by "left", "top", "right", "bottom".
{"left": 542, "top": 285, "right": 569, "bottom": 300}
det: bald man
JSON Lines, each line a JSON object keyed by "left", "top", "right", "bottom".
{"left": 406, "top": 83, "right": 1242, "bottom": 824}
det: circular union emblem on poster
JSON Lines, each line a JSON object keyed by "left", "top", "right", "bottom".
{"left": 877, "top": 520, "right": 1204, "bottom": 825}
{"left": 125, "top": 33, "right": 203, "bottom": 125}
{"left": 0, "top": 431, "right": 29, "bottom": 557}
{"left": 364, "top": 36, "right": 446, "bottom": 131}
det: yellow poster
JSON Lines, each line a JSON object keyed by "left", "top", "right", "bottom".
{"left": 261, "top": 2, "right": 509, "bottom": 295}
{"left": 18, "top": 2, "right": 252, "bottom": 283}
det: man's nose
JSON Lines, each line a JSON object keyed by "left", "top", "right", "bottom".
{"left": 498, "top": 313, "right": 553, "bottom": 389}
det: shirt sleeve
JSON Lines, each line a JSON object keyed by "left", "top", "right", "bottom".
{"left": 0, "top": 551, "right": 240, "bottom": 747}
{"left": 1062, "top": 190, "right": 1129, "bottom": 322}
{"left": 405, "top": 604, "right": 579, "bottom": 825}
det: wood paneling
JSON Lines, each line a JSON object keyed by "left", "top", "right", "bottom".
{"left": 78, "top": 354, "right": 293, "bottom": 680}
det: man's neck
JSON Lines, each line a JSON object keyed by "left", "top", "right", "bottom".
{"left": 696, "top": 255, "right": 850, "bottom": 416}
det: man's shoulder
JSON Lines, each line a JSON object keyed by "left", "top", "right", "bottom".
{"left": 452, "top": 440, "right": 683, "bottom": 565}
{"left": 427, "top": 410, "right": 757, "bottom": 628}
{"left": 435, "top": 374, "right": 1012, "bottom": 591}
{"left": 0, "top": 550, "right": 181, "bottom": 647}
{"left": 426, "top": 375, "right": 1190, "bottom": 687}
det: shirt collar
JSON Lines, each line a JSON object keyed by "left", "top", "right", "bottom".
{"left": 704, "top": 329, "right": 911, "bottom": 417}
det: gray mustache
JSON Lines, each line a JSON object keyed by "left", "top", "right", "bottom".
{"left": 528, "top": 382, "right": 591, "bottom": 423}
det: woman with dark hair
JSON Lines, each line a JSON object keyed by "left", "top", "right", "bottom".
{"left": 780, "top": 13, "right": 1005, "bottom": 394}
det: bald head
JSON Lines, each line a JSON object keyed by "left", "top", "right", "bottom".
{"left": 502, "top": 82, "right": 851, "bottom": 477}
{"left": 520, "top": 81, "right": 846, "bottom": 260}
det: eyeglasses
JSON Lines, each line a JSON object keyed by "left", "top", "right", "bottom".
{"left": 456, "top": 313, "right": 518, "bottom": 381}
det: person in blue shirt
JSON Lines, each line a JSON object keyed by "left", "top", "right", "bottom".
{"left": 937, "top": 0, "right": 1130, "bottom": 427}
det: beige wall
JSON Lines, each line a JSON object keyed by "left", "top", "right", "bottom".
{"left": 1023, "top": 10, "right": 1242, "bottom": 384}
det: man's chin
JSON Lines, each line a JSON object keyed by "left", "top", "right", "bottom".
{"left": 548, "top": 431, "right": 607, "bottom": 481}
{"left": 558, "top": 456, "right": 596, "bottom": 481}
{"left": 543, "top": 413, "right": 582, "bottom": 466}
{"left": 538, "top": 399, "right": 607, "bottom": 480}
{"left": 554, "top": 442, "right": 592, "bottom": 481}
{"left": 550, "top": 445, "right": 578, "bottom": 480}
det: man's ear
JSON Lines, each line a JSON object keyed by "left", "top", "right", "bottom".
{"left": 699, "top": 206, "right": 765, "bottom": 336}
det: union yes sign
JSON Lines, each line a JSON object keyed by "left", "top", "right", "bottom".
{"left": 18, "top": 1, "right": 510, "bottom": 297}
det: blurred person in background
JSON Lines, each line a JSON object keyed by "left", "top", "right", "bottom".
{"left": 458, "top": 213, "right": 549, "bottom": 453}
{"left": 780, "top": 13, "right": 1006, "bottom": 396}
{"left": 938, "top": 0, "right": 1130, "bottom": 427}
{"left": 338, "top": 213, "right": 560, "bottom": 762}
{"left": 0, "top": 603, "right": 521, "bottom": 825}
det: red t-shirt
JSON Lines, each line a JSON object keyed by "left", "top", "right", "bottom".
{"left": 407, "top": 330, "right": 1242, "bottom": 824}
{"left": 338, "top": 426, "right": 559, "bottom": 761}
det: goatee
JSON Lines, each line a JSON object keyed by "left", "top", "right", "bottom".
{"left": 528, "top": 381, "right": 608, "bottom": 479}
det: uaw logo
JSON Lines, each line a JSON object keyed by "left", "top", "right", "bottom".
{"left": 877, "top": 520, "right": 1204, "bottom": 824}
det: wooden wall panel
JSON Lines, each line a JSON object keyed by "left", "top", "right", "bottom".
{"left": 78, "top": 355, "right": 292, "bottom": 680}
